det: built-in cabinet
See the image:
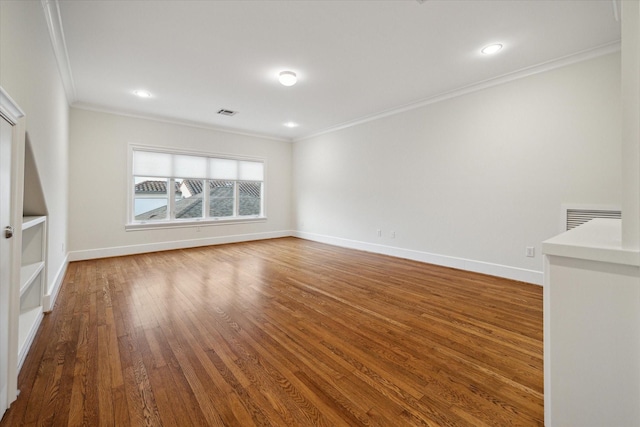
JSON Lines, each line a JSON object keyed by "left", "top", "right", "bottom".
{"left": 543, "top": 219, "right": 640, "bottom": 426}
{"left": 17, "top": 215, "right": 46, "bottom": 370}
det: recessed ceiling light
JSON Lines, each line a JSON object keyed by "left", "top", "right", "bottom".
{"left": 284, "top": 122, "right": 298, "bottom": 128}
{"left": 481, "top": 44, "right": 503, "bottom": 55}
{"left": 133, "top": 89, "right": 152, "bottom": 98}
{"left": 278, "top": 71, "right": 297, "bottom": 87}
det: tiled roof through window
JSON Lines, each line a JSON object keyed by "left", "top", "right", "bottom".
{"left": 239, "top": 182, "right": 261, "bottom": 198}
{"left": 135, "top": 180, "right": 180, "bottom": 193}
{"left": 136, "top": 180, "right": 260, "bottom": 196}
{"left": 135, "top": 183, "right": 262, "bottom": 220}
{"left": 182, "top": 179, "right": 204, "bottom": 195}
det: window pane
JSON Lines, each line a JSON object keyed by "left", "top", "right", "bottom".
{"left": 134, "top": 177, "right": 169, "bottom": 220}
{"left": 209, "top": 180, "right": 234, "bottom": 218}
{"left": 175, "top": 179, "right": 204, "bottom": 219}
{"left": 238, "top": 182, "right": 262, "bottom": 216}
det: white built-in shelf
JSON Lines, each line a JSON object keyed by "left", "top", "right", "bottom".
{"left": 22, "top": 215, "right": 45, "bottom": 230}
{"left": 19, "top": 262, "right": 44, "bottom": 296}
{"left": 17, "top": 215, "right": 46, "bottom": 370}
{"left": 18, "top": 306, "right": 43, "bottom": 367}
{"left": 20, "top": 261, "right": 44, "bottom": 296}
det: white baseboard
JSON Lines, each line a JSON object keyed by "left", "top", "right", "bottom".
{"left": 43, "top": 254, "right": 69, "bottom": 312}
{"left": 68, "top": 230, "right": 294, "bottom": 262}
{"left": 295, "top": 231, "right": 543, "bottom": 285}
{"left": 65, "top": 229, "right": 542, "bottom": 285}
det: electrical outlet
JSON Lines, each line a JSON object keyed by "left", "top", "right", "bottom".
{"left": 526, "top": 247, "right": 535, "bottom": 257}
{"left": 61, "top": 243, "right": 65, "bottom": 253}
{"left": 196, "top": 226, "right": 201, "bottom": 232}
{"left": 377, "top": 229, "right": 382, "bottom": 237}
{"left": 391, "top": 231, "right": 396, "bottom": 238}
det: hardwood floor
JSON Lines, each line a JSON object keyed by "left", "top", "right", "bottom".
{"left": 1, "top": 237, "right": 543, "bottom": 426}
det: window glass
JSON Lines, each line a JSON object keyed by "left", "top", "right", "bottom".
{"left": 175, "top": 179, "right": 205, "bottom": 219}
{"left": 209, "top": 180, "right": 235, "bottom": 218}
{"left": 134, "top": 177, "right": 169, "bottom": 221}
{"left": 130, "top": 148, "right": 265, "bottom": 226}
{"left": 239, "top": 182, "right": 262, "bottom": 216}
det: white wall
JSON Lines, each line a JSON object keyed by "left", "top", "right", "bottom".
{"left": 0, "top": 0, "right": 70, "bottom": 296}
{"left": 621, "top": 0, "right": 640, "bottom": 249}
{"left": 68, "top": 108, "right": 292, "bottom": 257}
{"left": 0, "top": 1, "right": 622, "bottom": 287}
{"left": 293, "top": 53, "right": 622, "bottom": 284}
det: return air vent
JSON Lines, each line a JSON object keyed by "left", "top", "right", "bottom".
{"left": 564, "top": 206, "right": 621, "bottom": 231}
{"left": 217, "top": 109, "right": 238, "bottom": 116}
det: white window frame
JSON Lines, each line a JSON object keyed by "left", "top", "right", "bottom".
{"left": 126, "top": 145, "right": 266, "bottom": 231}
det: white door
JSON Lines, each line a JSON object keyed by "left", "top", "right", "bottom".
{"left": 0, "top": 114, "right": 14, "bottom": 415}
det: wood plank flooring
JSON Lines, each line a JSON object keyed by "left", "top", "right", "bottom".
{"left": 1, "top": 237, "right": 543, "bottom": 426}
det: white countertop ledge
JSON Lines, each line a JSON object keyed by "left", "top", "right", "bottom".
{"left": 542, "top": 218, "right": 640, "bottom": 267}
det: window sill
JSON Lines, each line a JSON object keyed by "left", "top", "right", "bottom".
{"left": 125, "top": 216, "right": 267, "bottom": 231}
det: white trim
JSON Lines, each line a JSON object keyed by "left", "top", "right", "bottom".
{"left": 543, "top": 254, "right": 552, "bottom": 427}
{"left": 67, "top": 230, "right": 542, "bottom": 284}
{"left": 0, "top": 86, "right": 26, "bottom": 413}
{"left": 127, "top": 144, "right": 133, "bottom": 224}
{"left": 73, "top": 104, "right": 290, "bottom": 143}
{"left": 296, "top": 41, "right": 621, "bottom": 142}
{"left": 41, "top": 0, "right": 77, "bottom": 104}
{"left": 68, "top": 230, "right": 293, "bottom": 262}
{"left": 0, "top": 87, "right": 26, "bottom": 124}
{"left": 42, "top": 254, "right": 68, "bottom": 312}
{"left": 125, "top": 216, "right": 267, "bottom": 231}
{"left": 295, "top": 231, "right": 543, "bottom": 285}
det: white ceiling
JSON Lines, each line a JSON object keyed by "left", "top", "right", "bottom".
{"left": 55, "top": 0, "right": 621, "bottom": 141}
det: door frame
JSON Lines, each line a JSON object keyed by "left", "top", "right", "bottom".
{"left": 0, "top": 86, "right": 26, "bottom": 414}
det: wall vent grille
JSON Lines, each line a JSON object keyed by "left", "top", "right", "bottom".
{"left": 566, "top": 208, "right": 621, "bottom": 231}
{"left": 217, "top": 109, "right": 238, "bottom": 116}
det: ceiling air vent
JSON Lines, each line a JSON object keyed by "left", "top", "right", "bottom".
{"left": 217, "top": 109, "right": 238, "bottom": 117}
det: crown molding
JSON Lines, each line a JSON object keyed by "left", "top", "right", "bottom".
{"left": 37, "top": 0, "right": 620, "bottom": 144}
{"left": 41, "top": 0, "right": 77, "bottom": 104}
{"left": 295, "top": 41, "right": 621, "bottom": 142}
{"left": 0, "top": 86, "right": 26, "bottom": 124}
{"left": 71, "top": 102, "right": 292, "bottom": 143}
